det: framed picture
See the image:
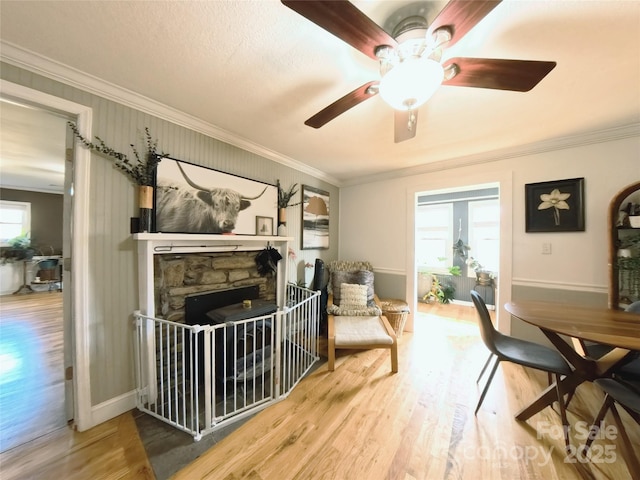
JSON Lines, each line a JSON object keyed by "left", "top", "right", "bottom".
{"left": 255, "top": 216, "right": 273, "bottom": 236}
{"left": 301, "top": 185, "right": 329, "bottom": 250}
{"left": 153, "top": 158, "right": 277, "bottom": 234}
{"left": 525, "top": 177, "right": 585, "bottom": 232}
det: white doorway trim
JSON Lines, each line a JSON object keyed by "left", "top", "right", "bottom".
{"left": 1, "top": 80, "right": 92, "bottom": 430}
{"left": 405, "top": 169, "right": 513, "bottom": 334}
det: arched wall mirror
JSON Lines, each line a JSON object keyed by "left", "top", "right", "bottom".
{"left": 608, "top": 181, "right": 640, "bottom": 310}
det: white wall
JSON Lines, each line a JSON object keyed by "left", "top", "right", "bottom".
{"left": 339, "top": 133, "right": 639, "bottom": 335}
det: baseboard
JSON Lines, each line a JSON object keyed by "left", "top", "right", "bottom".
{"left": 86, "top": 390, "right": 137, "bottom": 430}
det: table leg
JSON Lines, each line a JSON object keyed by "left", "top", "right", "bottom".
{"left": 541, "top": 329, "right": 595, "bottom": 376}
{"left": 515, "top": 373, "right": 585, "bottom": 421}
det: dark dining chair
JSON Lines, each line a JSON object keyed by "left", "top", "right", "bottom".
{"left": 583, "top": 377, "right": 640, "bottom": 473}
{"left": 471, "top": 290, "right": 573, "bottom": 448}
{"left": 477, "top": 352, "right": 495, "bottom": 383}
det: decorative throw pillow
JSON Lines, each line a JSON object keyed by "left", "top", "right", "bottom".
{"left": 331, "top": 270, "right": 375, "bottom": 306}
{"left": 327, "top": 304, "right": 382, "bottom": 316}
{"left": 327, "top": 261, "right": 374, "bottom": 295}
{"left": 339, "top": 283, "right": 368, "bottom": 309}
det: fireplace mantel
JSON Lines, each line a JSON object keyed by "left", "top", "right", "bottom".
{"left": 133, "top": 233, "right": 292, "bottom": 316}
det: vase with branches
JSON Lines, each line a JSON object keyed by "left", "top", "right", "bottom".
{"left": 68, "top": 123, "right": 170, "bottom": 232}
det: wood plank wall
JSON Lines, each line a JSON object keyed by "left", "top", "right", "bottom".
{"left": 0, "top": 61, "right": 338, "bottom": 411}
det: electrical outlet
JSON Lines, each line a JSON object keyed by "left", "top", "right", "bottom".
{"left": 542, "top": 243, "right": 552, "bottom": 255}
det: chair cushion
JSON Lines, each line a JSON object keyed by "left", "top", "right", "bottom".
{"left": 334, "top": 315, "right": 393, "bottom": 346}
{"left": 331, "top": 270, "right": 375, "bottom": 306}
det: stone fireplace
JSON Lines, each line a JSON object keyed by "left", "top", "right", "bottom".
{"left": 133, "top": 234, "right": 321, "bottom": 441}
{"left": 154, "top": 250, "right": 276, "bottom": 323}
{"left": 134, "top": 233, "right": 290, "bottom": 321}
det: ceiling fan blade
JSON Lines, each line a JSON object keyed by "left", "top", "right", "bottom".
{"left": 281, "top": 0, "right": 398, "bottom": 60}
{"left": 305, "top": 81, "right": 379, "bottom": 128}
{"left": 394, "top": 110, "right": 418, "bottom": 143}
{"left": 428, "top": 0, "right": 502, "bottom": 47}
{"left": 442, "top": 58, "right": 556, "bottom": 91}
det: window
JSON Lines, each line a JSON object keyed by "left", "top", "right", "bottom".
{"left": 0, "top": 200, "right": 31, "bottom": 246}
{"left": 416, "top": 203, "right": 453, "bottom": 272}
{"left": 467, "top": 199, "right": 500, "bottom": 274}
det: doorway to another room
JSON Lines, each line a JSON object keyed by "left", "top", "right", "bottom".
{"left": 0, "top": 99, "right": 72, "bottom": 452}
{"left": 414, "top": 184, "right": 500, "bottom": 332}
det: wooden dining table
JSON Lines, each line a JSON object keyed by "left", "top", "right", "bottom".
{"left": 504, "top": 300, "right": 640, "bottom": 421}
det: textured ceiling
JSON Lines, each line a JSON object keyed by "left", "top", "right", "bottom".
{"left": 0, "top": 0, "right": 639, "bottom": 189}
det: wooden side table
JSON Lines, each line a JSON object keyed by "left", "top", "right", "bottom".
{"left": 379, "top": 298, "right": 410, "bottom": 338}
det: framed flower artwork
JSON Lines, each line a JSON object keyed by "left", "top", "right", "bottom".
{"left": 525, "top": 177, "right": 585, "bottom": 232}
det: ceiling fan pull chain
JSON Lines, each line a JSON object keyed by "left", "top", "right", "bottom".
{"left": 407, "top": 110, "right": 416, "bottom": 132}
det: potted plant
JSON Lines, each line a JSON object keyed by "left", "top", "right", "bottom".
{"left": 68, "top": 123, "right": 169, "bottom": 232}
{"left": 466, "top": 257, "right": 494, "bottom": 286}
{"left": 422, "top": 274, "right": 456, "bottom": 304}
{"left": 276, "top": 181, "right": 302, "bottom": 234}
{"left": 1, "top": 233, "right": 36, "bottom": 264}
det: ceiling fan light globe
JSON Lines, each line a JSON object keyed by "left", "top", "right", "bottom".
{"left": 379, "top": 57, "right": 444, "bottom": 111}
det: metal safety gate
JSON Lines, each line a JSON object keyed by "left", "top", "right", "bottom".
{"left": 133, "top": 284, "right": 320, "bottom": 440}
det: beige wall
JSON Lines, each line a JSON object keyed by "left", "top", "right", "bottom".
{"left": 0, "top": 188, "right": 63, "bottom": 254}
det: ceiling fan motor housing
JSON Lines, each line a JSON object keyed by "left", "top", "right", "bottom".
{"left": 376, "top": 16, "right": 450, "bottom": 111}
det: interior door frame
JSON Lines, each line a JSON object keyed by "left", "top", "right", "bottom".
{"left": 1, "top": 79, "right": 93, "bottom": 431}
{"left": 405, "top": 169, "right": 513, "bottom": 334}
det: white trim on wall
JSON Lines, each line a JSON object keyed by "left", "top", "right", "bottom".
{"left": 373, "top": 267, "right": 405, "bottom": 276}
{"left": 0, "top": 80, "right": 94, "bottom": 431}
{"left": 512, "top": 278, "right": 607, "bottom": 294}
{"left": 90, "top": 390, "right": 137, "bottom": 427}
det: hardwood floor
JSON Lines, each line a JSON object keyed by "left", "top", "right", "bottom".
{"left": 0, "top": 291, "right": 153, "bottom": 479}
{"left": 175, "top": 302, "right": 639, "bottom": 480}
{"left": 0, "top": 411, "right": 153, "bottom": 479}
{"left": 1, "top": 302, "right": 638, "bottom": 479}
{"left": 0, "top": 292, "right": 66, "bottom": 452}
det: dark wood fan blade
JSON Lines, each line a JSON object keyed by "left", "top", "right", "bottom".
{"left": 442, "top": 58, "right": 556, "bottom": 91}
{"left": 305, "top": 81, "right": 379, "bottom": 128}
{"left": 428, "top": 0, "right": 502, "bottom": 47}
{"left": 282, "top": 1, "right": 397, "bottom": 60}
{"left": 394, "top": 110, "right": 418, "bottom": 143}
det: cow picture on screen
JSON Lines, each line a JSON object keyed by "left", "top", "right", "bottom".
{"left": 154, "top": 159, "right": 278, "bottom": 235}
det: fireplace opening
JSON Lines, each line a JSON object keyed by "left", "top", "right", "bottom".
{"left": 185, "top": 286, "right": 277, "bottom": 388}
{"left": 184, "top": 285, "right": 260, "bottom": 326}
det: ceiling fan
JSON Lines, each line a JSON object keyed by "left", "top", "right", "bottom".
{"left": 282, "top": 0, "right": 556, "bottom": 143}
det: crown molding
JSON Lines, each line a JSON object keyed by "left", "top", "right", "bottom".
{"left": 4, "top": 41, "right": 637, "bottom": 191}
{"left": 0, "top": 41, "right": 342, "bottom": 187}
{"left": 342, "top": 123, "right": 640, "bottom": 187}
